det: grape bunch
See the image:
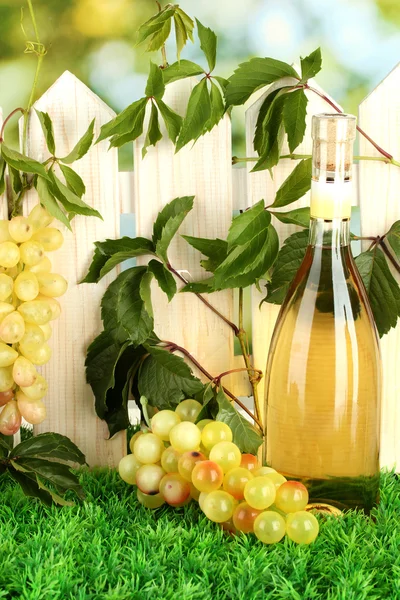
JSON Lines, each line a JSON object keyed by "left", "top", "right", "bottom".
{"left": 0, "top": 206, "right": 67, "bottom": 435}
{"left": 118, "top": 399, "right": 320, "bottom": 545}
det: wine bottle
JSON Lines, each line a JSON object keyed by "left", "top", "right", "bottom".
{"left": 264, "top": 113, "right": 381, "bottom": 513}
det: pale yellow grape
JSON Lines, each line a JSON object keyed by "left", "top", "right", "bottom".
{"left": 201, "top": 422, "right": 233, "bottom": 451}
{"left": 0, "top": 312, "right": 25, "bottom": 343}
{"left": 160, "top": 445, "right": 182, "bottom": 473}
{"left": 244, "top": 477, "right": 276, "bottom": 510}
{"left": 136, "top": 464, "right": 166, "bottom": 494}
{"left": 28, "top": 256, "right": 52, "bottom": 274}
{"left": 0, "top": 303, "right": 14, "bottom": 323}
{"left": 36, "top": 295, "right": 61, "bottom": 320}
{"left": 28, "top": 205, "right": 53, "bottom": 231}
{"left": 16, "top": 392, "right": 46, "bottom": 425}
{"left": 32, "top": 228, "right": 63, "bottom": 251}
{"left": 202, "top": 490, "right": 235, "bottom": 523}
{"left": 118, "top": 454, "right": 142, "bottom": 485}
{"left": 0, "top": 274, "right": 14, "bottom": 301}
{"left": 8, "top": 216, "right": 33, "bottom": 243}
{"left": 0, "top": 242, "right": 20, "bottom": 268}
{"left": 175, "top": 399, "right": 202, "bottom": 423}
{"left": 20, "top": 373, "right": 47, "bottom": 400}
{"left": 196, "top": 419, "right": 213, "bottom": 432}
{"left": 151, "top": 409, "right": 181, "bottom": 441}
{"left": 0, "top": 342, "right": 18, "bottom": 367}
{"left": 36, "top": 272, "right": 68, "bottom": 298}
{"left": 12, "top": 356, "right": 38, "bottom": 387}
{"left": 18, "top": 300, "right": 52, "bottom": 325}
{"left": 0, "top": 399, "right": 21, "bottom": 435}
{"left": 19, "top": 342, "right": 51, "bottom": 366}
{"left": 0, "top": 366, "right": 14, "bottom": 392}
{"left": 129, "top": 430, "right": 144, "bottom": 453}
{"left": 39, "top": 322, "right": 52, "bottom": 341}
{"left": 254, "top": 466, "right": 277, "bottom": 477}
{"left": 0, "top": 389, "right": 13, "bottom": 407}
{"left": 137, "top": 489, "right": 165, "bottom": 509}
{"left": 286, "top": 511, "right": 319, "bottom": 545}
{"left": 14, "top": 272, "right": 40, "bottom": 302}
{"left": 198, "top": 491, "right": 209, "bottom": 512}
{"left": 19, "top": 323, "right": 45, "bottom": 350}
{"left": 209, "top": 441, "right": 241, "bottom": 473}
{"left": 253, "top": 511, "right": 286, "bottom": 544}
{"left": 133, "top": 433, "right": 164, "bottom": 464}
{"left": 264, "top": 472, "right": 287, "bottom": 490}
{"left": 169, "top": 421, "right": 201, "bottom": 453}
{"left": 19, "top": 241, "right": 44, "bottom": 266}
{"left": 0, "top": 221, "right": 13, "bottom": 242}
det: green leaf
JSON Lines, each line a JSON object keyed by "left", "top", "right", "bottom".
{"left": 0, "top": 157, "right": 6, "bottom": 196}
{"left": 182, "top": 235, "right": 228, "bottom": 272}
{"left": 139, "top": 271, "right": 154, "bottom": 318}
{"left": 264, "top": 229, "right": 309, "bottom": 304}
{"left": 227, "top": 200, "right": 270, "bottom": 250}
{"left": 136, "top": 7, "right": 175, "bottom": 46}
{"left": 196, "top": 19, "right": 217, "bottom": 72}
{"left": 204, "top": 81, "right": 225, "bottom": 133}
{"left": 147, "top": 259, "right": 177, "bottom": 301}
{"left": 80, "top": 247, "right": 109, "bottom": 284}
{"left": 10, "top": 432, "right": 86, "bottom": 465}
{"left": 10, "top": 457, "right": 84, "bottom": 498}
{"left": 174, "top": 12, "right": 187, "bottom": 61}
{"left": 0, "top": 433, "right": 13, "bottom": 454}
{"left": 355, "top": 248, "right": 400, "bottom": 337}
{"left": 213, "top": 76, "right": 229, "bottom": 95}
{"left": 195, "top": 385, "right": 218, "bottom": 422}
{"left": 283, "top": 90, "right": 308, "bottom": 153}
{"left": 175, "top": 79, "right": 211, "bottom": 152}
{"left": 35, "top": 109, "right": 56, "bottom": 155}
{"left": 180, "top": 277, "right": 216, "bottom": 293}
{"left": 138, "top": 345, "right": 203, "bottom": 409}
{"left": 156, "top": 99, "right": 182, "bottom": 143}
{"left": 142, "top": 102, "right": 163, "bottom": 158}
{"left": 253, "top": 88, "right": 282, "bottom": 155}
{"left": 145, "top": 62, "right": 165, "bottom": 100}
{"left": 60, "top": 119, "right": 95, "bottom": 164}
{"left": 146, "top": 17, "right": 171, "bottom": 52}
{"left": 175, "top": 7, "right": 194, "bottom": 41}
{"left": 8, "top": 469, "right": 54, "bottom": 506}
{"left": 49, "top": 170, "right": 102, "bottom": 219}
{"left": 162, "top": 60, "right": 205, "bottom": 84}
{"left": 59, "top": 163, "right": 85, "bottom": 198}
{"left": 386, "top": 221, "right": 400, "bottom": 262}
{"left": 97, "top": 98, "right": 147, "bottom": 146}
{"left": 271, "top": 207, "right": 310, "bottom": 228}
{"left": 9, "top": 166, "right": 23, "bottom": 194}
{"left": 300, "top": 47, "right": 322, "bottom": 82}
{"left": 35, "top": 176, "right": 72, "bottom": 230}
{"left": 270, "top": 158, "right": 312, "bottom": 208}
{"left": 1, "top": 144, "right": 49, "bottom": 179}
{"left": 215, "top": 388, "right": 262, "bottom": 454}
{"left": 251, "top": 94, "right": 288, "bottom": 172}
{"left": 152, "top": 196, "right": 194, "bottom": 263}
{"left": 225, "top": 58, "right": 300, "bottom": 106}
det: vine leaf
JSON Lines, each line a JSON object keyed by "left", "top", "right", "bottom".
{"left": 145, "top": 62, "right": 165, "bottom": 100}
{"left": 300, "top": 47, "right": 322, "bottom": 82}
{"left": 59, "top": 164, "right": 85, "bottom": 198}
{"left": 48, "top": 170, "right": 102, "bottom": 219}
{"left": 270, "top": 207, "right": 310, "bottom": 228}
{"left": 147, "top": 259, "right": 177, "bottom": 301}
{"left": 175, "top": 79, "right": 211, "bottom": 151}
{"left": 225, "top": 58, "right": 299, "bottom": 106}
{"left": 196, "top": 19, "right": 217, "bottom": 72}
{"left": 182, "top": 235, "right": 228, "bottom": 272}
{"left": 174, "top": 7, "right": 194, "bottom": 59}
{"left": 152, "top": 196, "right": 194, "bottom": 263}
{"left": 162, "top": 60, "right": 205, "bottom": 84}
{"left": 156, "top": 99, "right": 182, "bottom": 144}
{"left": 215, "top": 388, "right": 262, "bottom": 454}
{"left": 136, "top": 7, "right": 175, "bottom": 49}
{"left": 227, "top": 199, "right": 270, "bottom": 250}
{"left": 59, "top": 119, "right": 95, "bottom": 164}
{"left": 0, "top": 157, "right": 6, "bottom": 196}
{"left": 251, "top": 94, "right": 288, "bottom": 172}
{"left": 35, "top": 176, "right": 72, "bottom": 231}
{"left": 1, "top": 144, "right": 49, "bottom": 179}
{"left": 270, "top": 158, "right": 312, "bottom": 208}
{"left": 97, "top": 97, "right": 147, "bottom": 148}
{"left": 283, "top": 89, "right": 308, "bottom": 153}
{"left": 142, "top": 102, "right": 163, "bottom": 158}
{"left": 10, "top": 432, "right": 86, "bottom": 465}
{"left": 253, "top": 88, "right": 282, "bottom": 155}
{"left": 180, "top": 278, "right": 216, "bottom": 293}
{"left": 204, "top": 81, "right": 225, "bottom": 133}
{"left": 355, "top": 248, "right": 400, "bottom": 337}
{"left": 35, "top": 109, "right": 55, "bottom": 155}
{"left": 386, "top": 220, "right": 400, "bottom": 262}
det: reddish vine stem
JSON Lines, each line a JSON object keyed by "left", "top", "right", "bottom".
{"left": 163, "top": 341, "right": 264, "bottom": 431}
{"left": 380, "top": 240, "right": 400, "bottom": 276}
{"left": 214, "top": 367, "right": 262, "bottom": 386}
{"left": 0, "top": 108, "right": 25, "bottom": 142}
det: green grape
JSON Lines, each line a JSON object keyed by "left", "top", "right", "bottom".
{"left": 18, "top": 300, "right": 52, "bottom": 325}
{"left": 151, "top": 409, "right": 181, "bottom": 441}
{"left": 175, "top": 399, "right": 202, "bottom": 423}
{"left": 133, "top": 432, "right": 164, "bottom": 464}
{"left": 286, "top": 511, "right": 319, "bottom": 545}
{"left": 129, "top": 430, "right": 144, "bottom": 453}
{"left": 16, "top": 392, "right": 46, "bottom": 425}
{"left": 19, "top": 241, "right": 45, "bottom": 267}
{"left": 137, "top": 489, "right": 165, "bottom": 509}
{"left": 14, "top": 271, "right": 39, "bottom": 302}
{"left": 32, "top": 228, "right": 63, "bottom": 251}
{"left": 201, "top": 421, "right": 233, "bottom": 451}
{"left": 202, "top": 490, "right": 235, "bottom": 523}
{"left": 240, "top": 454, "right": 259, "bottom": 472}
{"left": 0, "top": 221, "right": 13, "bottom": 242}
{"left": 28, "top": 205, "right": 53, "bottom": 231}
{"left": 169, "top": 421, "right": 201, "bottom": 453}
{"left": 12, "top": 355, "right": 38, "bottom": 387}
{"left": 39, "top": 322, "right": 52, "bottom": 341}
{"left": 254, "top": 511, "right": 286, "bottom": 544}
{"left": 0, "top": 311, "right": 25, "bottom": 344}
{"left": 209, "top": 441, "right": 241, "bottom": 473}
{"left": 191, "top": 460, "right": 224, "bottom": 493}
{"left": 254, "top": 466, "right": 277, "bottom": 477}
{"left": 160, "top": 473, "right": 191, "bottom": 506}
{"left": 0, "top": 242, "right": 20, "bottom": 268}
{"left": 118, "top": 454, "right": 142, "bottom": 485}
{"left": 135, "top": 464, "right": 166, "bottom": 495}
{"left": 28, "top": 256, "right": 52, "bottom": 274}
{"left": 0, "top": 342, "right": 18, "bottom": 367}
{"left": 190, "top": 482, "right": 200, "bottom": 501}
{"left": 36, "top": 295, "right": 61, "bottom": 321}
{"left": 275, "top": 481, "right": 309, "bottom": 513}
{"left": 19, "top": 342, "right": 51, "bottom": 366}
{"left": 178, "top": 450, "right": 206, "bottom": 482}
{"left": 8, "top": 216, "right": 33, "bottom": 243}
{"left": 0, "top": 302, "right": 14, "bottom": 323}
{"left": 223, "top": 467, "right": 253, "bottom": 500}
{"left": 264, "top": 472, "right": 287, "bottom": 490}
{"left": 0, "top": 273, "right": 14, "bottom": 302}
{"left": 0, "top": 399, "right": 21, "bottom": 435}
{"left": 160, "top": 445, "right": 182, "bottom": 473}
{"left": 198, "top": 491, "right": 209, "bottom": 512}
{"left": 36, "top": 272, "right": 68, "bottom": 298}
{"left": 20, "top": 373, "right": 48, "bottom": 400}
{"left": 196, "top": 419, "right": 213, "bottom": 432}
{"left": 19, "top": 323, "right": 45, "bottom": 351}
{"left": 0, "top": 389, "right": 14, "bottom": 407}
{"left": 232, "top": 502, "right": 261, "bottom": 534}
{"left": 244, "top": 476, "right": 276, "bottom": 510}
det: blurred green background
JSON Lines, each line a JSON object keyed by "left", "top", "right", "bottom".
{"left": 0, "top": 0, "right": 399, "bottom": 168}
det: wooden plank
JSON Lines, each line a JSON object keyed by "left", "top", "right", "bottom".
{"left": 245, "top": 77, "right": 343, "bottom": 422}
{"left": 20, "top": 71, "right": 125, "bottom": 467}
{"left": 358, "top": 63, "right": 400, "bottom": 471}
{"left": 134, "top": 78, "right": 237, "bottom": 393}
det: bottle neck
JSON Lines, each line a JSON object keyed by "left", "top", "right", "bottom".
{"left": 309, "top": 217, "right": 350, "bottom": 248}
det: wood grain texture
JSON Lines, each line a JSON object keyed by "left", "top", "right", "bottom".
{"left": 245, "top": 77, "right": 343, "bottom": 421}
{"left": 134, "top": 78, "right": 237, "bottom": 393}
{"left": 19, "top": 71, "right": 126, "bottom": 467}
{"left": 359, "top": 63, "right": 400, "bottom": 470}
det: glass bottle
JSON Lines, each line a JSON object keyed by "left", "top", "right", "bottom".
{"left": 264, "top": 113, "right": 381, "bottom": 513}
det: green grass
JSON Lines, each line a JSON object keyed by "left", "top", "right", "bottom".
{"left": 0, "top": 471, "right": 399, "bottom": 600}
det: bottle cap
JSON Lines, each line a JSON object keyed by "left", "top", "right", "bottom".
{"left": 312, "top": 113, "right": 356, "bottom": 174}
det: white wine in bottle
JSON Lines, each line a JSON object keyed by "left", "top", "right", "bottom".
{"left": 265, "top": 113, "right": 381, "bottom": 513}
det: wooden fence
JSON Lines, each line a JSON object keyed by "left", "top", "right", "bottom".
{"left": 0, "top": 65, "right": 398, "bottom": 470}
